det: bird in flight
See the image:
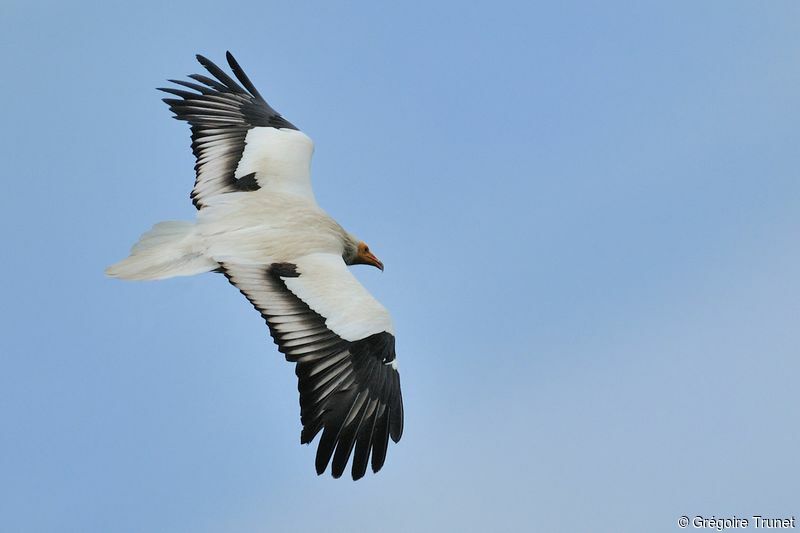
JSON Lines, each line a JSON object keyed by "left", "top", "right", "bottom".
{"left": 107, "top": 52, "right": 403, "bottom": 480}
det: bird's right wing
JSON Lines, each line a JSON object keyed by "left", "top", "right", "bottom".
{"left": 160, "top": 52, "right": 316, "bottom": 209}
{"left": 222, "top": 253, "right": 403, "bottom": 480}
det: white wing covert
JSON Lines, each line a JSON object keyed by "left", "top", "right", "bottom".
{"left": 160, "top": 52, "right": 316, "bottom": 208}
{"left": 222, "top": 254, "right": 403, "bottom": 480}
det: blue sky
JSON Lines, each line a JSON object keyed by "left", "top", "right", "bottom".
{"left": 2, "top": 1, "right": 799, "bottom": 532}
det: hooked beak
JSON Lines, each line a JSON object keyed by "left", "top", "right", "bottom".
{"left": 364, "top": 252, "right": 384, "bottom": 271}
{"left": 354, "top": 242, "right": 385, "bottom": 271}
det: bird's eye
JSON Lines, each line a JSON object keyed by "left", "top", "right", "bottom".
{"left": 364, "top": 247, "right": 370, "bottom": 253}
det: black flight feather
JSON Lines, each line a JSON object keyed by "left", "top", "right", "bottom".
{"left": 218, "top": 263, "right": 404, "bottom": 479}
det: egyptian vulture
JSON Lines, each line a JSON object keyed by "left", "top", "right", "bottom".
{"left": 107, "top": 52, "right": 403, "bottom": 480}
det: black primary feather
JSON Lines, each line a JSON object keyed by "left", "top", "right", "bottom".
{"left": 220, "top": 263, "right": 404, "bottom": 480}
{"left": 158, "top": 52, "right": 298, "bottom": 208}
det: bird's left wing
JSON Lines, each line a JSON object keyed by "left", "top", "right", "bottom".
{"left": 160, "top": 52, "right": 316, "bottom": 208}
{"left": 221, "top": 253, "right": 403, "bottom": 480}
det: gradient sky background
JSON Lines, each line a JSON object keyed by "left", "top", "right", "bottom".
{"left": 2, "top": 2, "right": 799, "bottom": 532}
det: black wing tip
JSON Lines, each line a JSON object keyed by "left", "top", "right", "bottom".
{"left": 301, "top": 334, "right": 403, "bottom": 480}
{"left": 315, "top": 450, "right": 332, "bottom": 476}
{"left": 222, "top": 265, "right": 400, "bottom": 481}
{"left": 194, "top": 54, "right": 221, "bottom": 80}
{"left": 225, "top": 50, "right": 267, "bottom": 103}
{"left": 309, "top": 418, "right": 395, "bottom": 480}
{"left": 390, "top": 425, "right": 403, "bottom": 443}
{"left": 390, "top": 380, "right": 404, "bottom": 442}
{"left": 313, "top": 451, "right": 378, "bottom": 481}
{"left": 169, "top": 51, "right": 300, "bottom": 131}
{"left": 351, "top": 459, "right": 368, "bottom": 480}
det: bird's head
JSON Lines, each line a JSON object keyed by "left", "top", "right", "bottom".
{"left": 349, "top": 241, "right": 384, "bottom": 271}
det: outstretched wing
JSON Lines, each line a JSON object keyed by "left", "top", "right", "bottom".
{"left": 222, "top": 253, "right": 403, "bottom": 480}
{"left": 159, "top": 52, "right": 315, "bottom": 209}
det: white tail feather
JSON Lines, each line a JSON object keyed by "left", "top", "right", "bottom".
{"left": 106, "top": 221, "right": 217, "bottom": 281}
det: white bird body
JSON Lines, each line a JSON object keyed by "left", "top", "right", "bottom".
{"left": 199, "top": 188, "right": 347, "bottom": 265}
{"left": 107, "top": 53, "right": 403, "bottom": 480}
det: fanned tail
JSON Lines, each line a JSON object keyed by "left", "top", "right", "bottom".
{"left": 105, "top": 221, "right": 217, "bottom": 281}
